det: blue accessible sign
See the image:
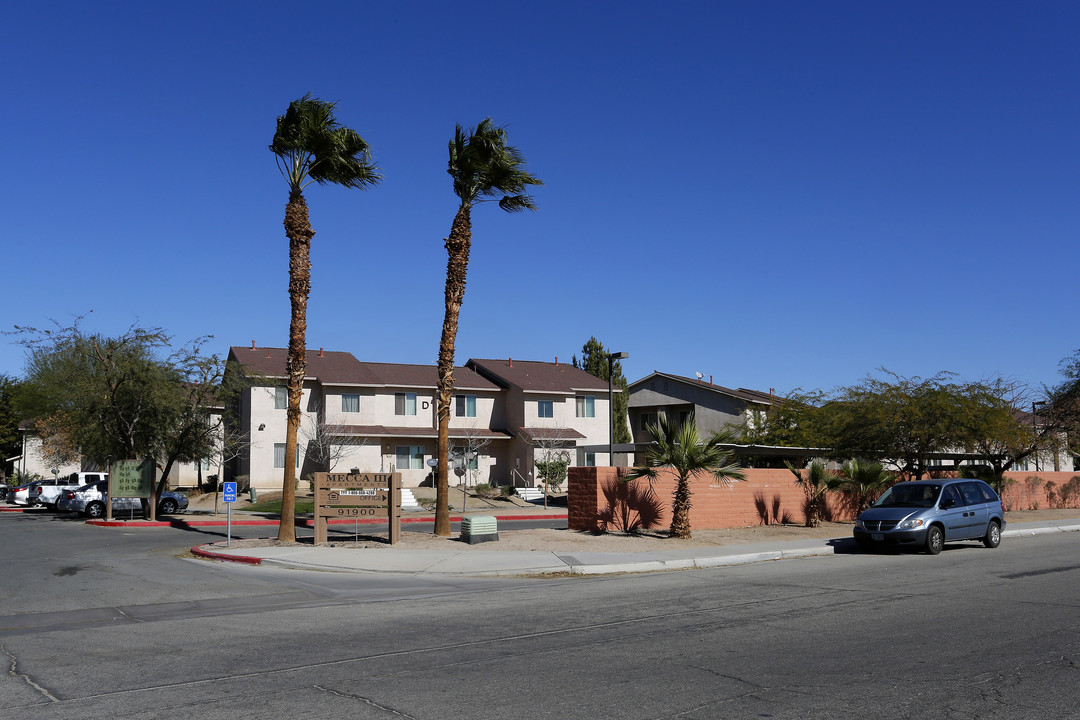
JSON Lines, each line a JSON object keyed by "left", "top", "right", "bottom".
{"left": 223, "top": 482, "right": 237, "bottom": 503}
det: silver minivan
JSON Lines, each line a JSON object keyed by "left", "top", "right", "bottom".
{"left": 853, "top": 479, "right": 1006, "bottom": 554}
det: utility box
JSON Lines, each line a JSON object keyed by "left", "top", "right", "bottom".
{"left": 461, "top": 516, "right": 499, "bottom": 544}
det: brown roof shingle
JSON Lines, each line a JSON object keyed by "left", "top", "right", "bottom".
{"left": 467, "top": 358, "right": 610, "bottom": 394}
{"left": 228, "top": 347, "right": 498, "bottom": 390}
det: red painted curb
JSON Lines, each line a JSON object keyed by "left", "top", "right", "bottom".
{"left": 86, "top": 518, "right": 281, "bottom": 527}
{"left": 191, "top": 544, "right": 263, "bottom": 565}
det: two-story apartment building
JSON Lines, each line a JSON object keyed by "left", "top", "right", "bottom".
{"left": 226, "top": 347, "right": 616, "bottom": 491}
{"left": 627, "top": 371, "right": 775, "bottom": 442}
{"left": 467, "top": 358, "right": 614, "bottom": 482}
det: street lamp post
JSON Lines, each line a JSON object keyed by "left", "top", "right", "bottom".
{"left": 608, "top": 351, "right": 629, "bottom": 466}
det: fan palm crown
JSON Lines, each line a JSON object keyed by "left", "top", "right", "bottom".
{"left": 271, "top": 94, "right": 380, "bottom": 191}
{"left": 447, "top": 118, "right": 541, "bottom": 210}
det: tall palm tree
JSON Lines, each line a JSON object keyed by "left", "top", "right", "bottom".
{"left": 625, "top": 414, "right": 745, "bottom": 539}
{"left": 270, "top": 94, "right": 379, "bottom": 542}
{"left": 434, "top": 119, "right": 542, "bottom": 536}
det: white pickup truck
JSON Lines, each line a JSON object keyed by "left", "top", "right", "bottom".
{"left": 32, "top": 472, "right": 108, "bottom": 509}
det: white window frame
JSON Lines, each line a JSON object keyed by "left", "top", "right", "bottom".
{"left": 538, "top": 400, "right": 554, "bottom": 418}
{"left": 273, "top": 443, "right": 299, "bottom": 469}
{"left": 341, "top": 393, "right": 360, "bottom": 413}
{"left": 576, "top": 395, "right": 595, "bottom": 418}
{"left": 455, "top": 395, "right": 477, "bottom": 418}
{"left": 274, "top": 386, "right": 287, "bottom": 410}
{"left": 395, "top": 445, "right": 425, "bottom": 470}
{"left": 395, "top": 392, "right": 417, "bottom": 416}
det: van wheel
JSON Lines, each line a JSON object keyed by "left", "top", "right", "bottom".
{"left": 925, "top": 525, "right": 944, "bottom": 555}
{"left": 85, "top": 501, "right": 105, "bottom": 519}
{"left": 983, "top": 521, "right": 1001, "bottom": 549}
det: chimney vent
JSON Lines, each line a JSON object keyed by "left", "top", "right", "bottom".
{"left": 509, "top": 357, "right": 513, "bottom": 367}
{"left": 251, "top": 340, "right": 256, "bottom": 350}
{"left": 555, "top": 356, "right": 559, "bottom": 367}
{"left": 320, "top": 348, "right": 324, "bottom": 358}
{"left": 710, "top": 375, "right": 714, "bottom": 385}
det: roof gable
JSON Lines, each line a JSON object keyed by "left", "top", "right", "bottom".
{"left": 629, "top": 371, "right": 775, "bottom": 406}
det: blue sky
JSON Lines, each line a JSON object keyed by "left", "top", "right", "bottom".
{"left": 4, "top": 1, "right": 1077, "bottom": 396}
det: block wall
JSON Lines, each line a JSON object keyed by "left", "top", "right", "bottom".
{"left": 568, "top": 466, "right": 853, "bottom": 533}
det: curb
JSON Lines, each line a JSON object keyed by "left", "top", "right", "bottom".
{"left": 190, "top": 544, "right": 264, "bottom": 565}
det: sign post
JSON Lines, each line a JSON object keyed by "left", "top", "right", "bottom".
{"left": 223, "top": 481, "right": 237, "bottom": 547}
{"left": 313, "top": 472, "right": 401, "bottom": 545}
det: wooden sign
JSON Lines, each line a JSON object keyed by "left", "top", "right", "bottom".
{"left": 312, "top": 472, "right": 402, "bottom": 545}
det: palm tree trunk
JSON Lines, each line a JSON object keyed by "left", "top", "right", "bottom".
{"left": 435, "top": 206, "right": 472, "bottom": 536}
{"left": 670, "top": 475, "right": 693, "bottom": 539}
{"left": 279, "top": 189, "right": 313, "bottom": 543}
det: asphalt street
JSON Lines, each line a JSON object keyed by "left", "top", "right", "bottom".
{"left": 1, "top": 511, "right": 1078, "bottom": 719}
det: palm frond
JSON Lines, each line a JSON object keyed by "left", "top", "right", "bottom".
{"left": 448, "top": 118, "right": 542, "bottom": 210}
{"left": 270, "top": 94, "right": 381, "bottom": 192}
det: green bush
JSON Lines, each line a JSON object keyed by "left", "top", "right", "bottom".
{"left": 500, "top": 485, "right": 517, "bottom": 497}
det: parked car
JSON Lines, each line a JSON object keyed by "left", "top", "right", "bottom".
{"left": 8, "top": 481, "right": 44, "bottom": 506}
{"left": 34, "top": 472, "right": 109, "bottom": 509}
{"left": 56, "top": 480, "right": 189, "bottom": 518}
{"left": 853, "top": 478, "right": 1006, "bottom": 554}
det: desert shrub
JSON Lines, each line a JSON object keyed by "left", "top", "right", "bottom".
{"left": 11, "top": 469, "right": 43, "bottom": 486}
{"left": 1061, "top": 476, "right": 1080, "bottom": 508}
{"left": 474, "top": 483, "right": 499, "bottom": 500}
{"left": 500, "top": 485, "right": 517, "bottom": 497}
{"left": 417, "top": 497, "right": 437, "bottom": 511}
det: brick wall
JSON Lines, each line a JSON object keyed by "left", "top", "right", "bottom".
{"left": 568, "top": 467, "right": 1080, "bottom": 533}
{"left": 568, "top": 466, "right": 854, "bottom": 533}
{"left": 1000, "top": 471, "right": 1080, "bottom": 510}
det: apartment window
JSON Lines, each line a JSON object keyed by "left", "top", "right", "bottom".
{"left": 584, "top": 452, "right": 596, "bottom": 467}
{"left": 274, "top": 386, "right": 287, "bottom": 409}
{"left": 395, "top": 445, "right": 425, "bottom": 470}
{"left": 395, "top": 392, "right": 417, "bottom": 416}
{"left": 455, "top": 395, "right": 477, "bottom": 418}
{"left": 575, "top": 395, "right": 595, "bottom": 418}
{"left": 640, "top": 412, "right": 658, "bottom": 431}
{"left": 273, "top": 443, "right": 299, "bottom": 469}
{"left": 538, "top": 400, "right": 554, "bottom": 418}
{"left": 341, "top": 394, "right": 360, "bottom": 413}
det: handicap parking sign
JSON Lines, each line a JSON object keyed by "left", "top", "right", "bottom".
{"left": 223, "top": 482, "right": 237, "bottom": 503}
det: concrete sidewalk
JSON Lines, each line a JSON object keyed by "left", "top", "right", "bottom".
{"left": 191, "top": 518, "right": 1080, "bottom": 577}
